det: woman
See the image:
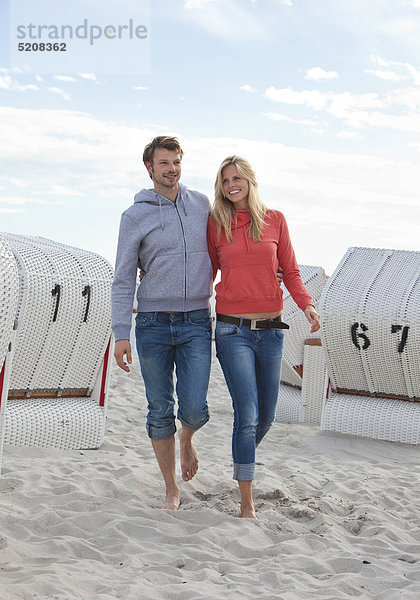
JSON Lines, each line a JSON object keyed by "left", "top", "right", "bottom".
{"left": 207, "top": 156, "right": 321, "bottom": 518}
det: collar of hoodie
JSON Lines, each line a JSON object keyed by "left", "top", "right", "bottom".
{"left": 156, "top": 189, "right": 187, "bottom": 230}
{"left": 232, "top": 209, "right": 251, "bottom": 254}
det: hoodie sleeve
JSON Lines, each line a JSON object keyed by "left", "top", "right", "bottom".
{"left": 275, "top": 211, "right": 313, "bottom": 312}
{"left": 206, "top": 216, "right": 219, "bottom": 281}
{"left": 111, "top": 213, "right": 142, "bottom": 341}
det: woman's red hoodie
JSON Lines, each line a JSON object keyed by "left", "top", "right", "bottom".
{"left": 207, "top": 209, "right": 312, "bottom": 315}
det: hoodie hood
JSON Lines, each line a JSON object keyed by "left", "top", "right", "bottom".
{"left": 134, "top": 183, "right": 188, "bottom": 229}
{"left": 134, "top": 182, "right": 187, "bottom": 205}
{"left": 232, "top": 209, "right": 252, "bottom": 254}
{"left": 232, "top": 208, "right": 251, "bottom": 229}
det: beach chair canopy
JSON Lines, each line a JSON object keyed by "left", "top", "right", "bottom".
{"left": 0, "top": 233, "right": 113, "bottom": 455}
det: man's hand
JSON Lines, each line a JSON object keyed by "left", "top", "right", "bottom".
{"left": 276, "top": 266, "right": 284, "bottom": 286}
{"left": 114, "top": 339, "right": 132, "bottom": 372}
{"left": 304, "top": 305, "right": 321, "bottom": 334}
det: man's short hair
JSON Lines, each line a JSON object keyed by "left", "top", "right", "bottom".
{"left": 143, "top": 136, "right": 184, "bottom": 164}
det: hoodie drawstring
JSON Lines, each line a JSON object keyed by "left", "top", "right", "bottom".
{"left": 244, "top": 227, "right": 251, "bottom": 254}
{"left": 179, "top": 192, "right": 187, "bottom": 216}
{"left": 158, "top": 197, "right": 164, "bottom": 230}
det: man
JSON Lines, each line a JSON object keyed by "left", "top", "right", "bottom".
{"left": 112, "top": 136, "right": 212, "bottom": 510}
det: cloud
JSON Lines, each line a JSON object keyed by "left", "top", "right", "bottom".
{"left": 265, "top": 86, "right": 329, "bottom": 109}
{"left": 183, "top": 0, "right": 268, "bottom": 42}
{"left": 133, "top": 86, "right": 149, "bottom": 91}
{"left": 370, "top": 55, "right": 389, "bottom": 67}
{"left": 263, "top": 112, "right": 317, "bottom": 126}
{"left": 54, "top": 75, "right": 77, "bottom": 82}
{"left": 251, "top": 0, "right": 292, "bottom": 4}
{"left": 338, "top": 130, "right": 362, "bottom": 139}
{"left": 305, "top": 67, "right": 339, "bottom": 81}
{"left": 0, "top": 196, "right": 44, "bottom": 205}
{"left": 0, "top": 67, "right": 24, "bottom": 74}
{"left": 47, "top": 87, "right": 71, "bottom": 101}
{"left": 365, "top": 69, "right": 406, "bottom": 81}
{"left": 1, "top": 106, "right": 418, "bottom": 271}
{"left": 265, "top": 82, "right": 420, "bottom": 132}
{"left": 184, "top": 0, "right": 215, "bottom": 7}
{"left": 0, "top": 76, "right": 38, "bottom": 92}
{"left": 78, "top": 73, "right": 97, "bottom": 81}
{"left": 240, "top": 84, "right": 258, "bottom": 94}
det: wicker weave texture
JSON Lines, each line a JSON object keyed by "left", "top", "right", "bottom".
{"left": 2, "top": 233, "right": 113, "bottom": 394}
{"left": 280, "top": 360, "right": 302, "bottom": 388}
{"left": 319, "top": 247, "right": 420, "bottom": 399}
{"left": 0, "top": 236, "right": 19, "bottom": 372}
{"left": 3, "top": 397, "right": 105, "bottom": 449}
{"left": 321, "top": 393, "right": 420, "bottom": 444}
{"left": 275, "top": 384, "right": 302, "bottom": 423}
{"left": 300, "top": 344, "right": 328, "bottom": 424}
{"left": 282, "top": 265, "right": 327, "bottom": 369}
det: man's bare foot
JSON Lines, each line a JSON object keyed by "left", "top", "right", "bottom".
{"left": 178, "top": 426, "right": 199, "bottom": 481}
{"left": 240, "top": 503, "right": 257, "bottom": 519}
{"left": 159, "top": 488, "right": 181, "bottom": 510}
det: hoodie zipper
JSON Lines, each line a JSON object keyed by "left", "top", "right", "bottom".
{"left": 174, "top": 203, "right": 187, "bottom": 301}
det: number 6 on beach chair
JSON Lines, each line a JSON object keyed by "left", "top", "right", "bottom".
{"left": 0, "top": 234, "right": 114, "bottom": 473}
{"left": 319, "top": 247, "right": 420, "bottom": 444}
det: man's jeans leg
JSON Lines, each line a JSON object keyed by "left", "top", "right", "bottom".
{"left": 136, "top": 312, "right": 177, "bottom": 440}
{"left": 174, "top": 310, "right": 212, "bottom": 431}
{"left": 135, "top": 310, "right": 211, "bottom": 440}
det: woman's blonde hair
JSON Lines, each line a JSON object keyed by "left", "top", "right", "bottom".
{"left": 212, "top": 155, "right": 268, "bottom": 242}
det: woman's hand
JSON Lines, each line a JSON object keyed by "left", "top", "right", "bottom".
{"left": 304, "top": 305, "right": 321, "bottom": 333}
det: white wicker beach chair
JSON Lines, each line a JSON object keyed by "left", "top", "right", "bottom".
{"left": 0, "top": 236, "right": 19, "bottom": 472}
{"left": 276, "top": 265, "right": 328, "bottom": 424}
{"left": 319, "top": 247, "right": 420, "bottom": 444}
{"left": 0, "top": 234, "right": 113, "bottom": 463}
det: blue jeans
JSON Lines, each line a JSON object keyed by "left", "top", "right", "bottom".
{"left": 215, "top": 320, "right": 284, "bottom": 481}
{"left": 135, "top": 309, "right": 212, "bottom": 440}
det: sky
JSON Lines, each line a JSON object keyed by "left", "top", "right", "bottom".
{"left": 1, "top": 0, "right": 419, "bottom": 275}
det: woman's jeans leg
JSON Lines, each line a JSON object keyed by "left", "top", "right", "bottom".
{"left": 215, "top": 322, "right": 284, "bottom": 481}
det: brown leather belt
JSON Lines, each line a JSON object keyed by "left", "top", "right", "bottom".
{"left": 216, "top": 313, "right": 289, "bottom": 330}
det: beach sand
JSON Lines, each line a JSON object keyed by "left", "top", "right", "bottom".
{"left": 0, "top": 347, "right": 419, "bottom": 600}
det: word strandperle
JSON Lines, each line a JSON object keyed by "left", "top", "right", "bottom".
{"left": 16, "top": 19, "right": 148, "bottom": 46}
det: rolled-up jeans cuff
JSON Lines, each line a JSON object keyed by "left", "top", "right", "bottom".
{"left": 233, "top": 462, "right": 255, "bottom": 481}
{"left": 147, "top": 421, "right": 176, "bottom": 440}
{"left": 178, "top": 413, "right": 210, "bottom": 432}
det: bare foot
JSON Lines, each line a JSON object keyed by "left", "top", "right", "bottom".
{"left": 240, "top": 503, "right": 257, "bottom": 519}
{"left": 178, "top": 426, "right": 199, "bottom": 482}
{"left": 159, "top": 489, "right": 181, "bottom": 510}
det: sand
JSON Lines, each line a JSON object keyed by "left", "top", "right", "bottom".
{"left": 0, "top": 346, "right": 419, "bottom": 600}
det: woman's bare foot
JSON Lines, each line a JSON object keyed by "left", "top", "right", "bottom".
{"left": 238, "top": 480, "right": 256, "bottom": 518}
{"left": 178, "top": 426, "right": 199, "bottom": 481}
{"left": 159, "top": 488, "right": 181, "bottom": 510}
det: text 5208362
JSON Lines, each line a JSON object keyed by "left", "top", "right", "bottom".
{"left": 18, "top": 43, "right": 67, "bottom": 52}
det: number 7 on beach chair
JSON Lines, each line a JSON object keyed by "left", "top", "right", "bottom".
{"left": 319, "top": 247, "right": 420, "bottom": 444}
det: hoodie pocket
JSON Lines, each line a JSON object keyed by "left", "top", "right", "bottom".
{"left": 217, "top": 263, "right": 280, "bottom": 303}
{"left": 139, "top": 254, "right": 185, "bottom": 299}
{"left": 186, "top": 251, "right": 212, "bottom": 299}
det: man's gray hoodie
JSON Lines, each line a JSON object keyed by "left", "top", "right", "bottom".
{"left": 111, "top": 183, "right": 212, "bottom": 341}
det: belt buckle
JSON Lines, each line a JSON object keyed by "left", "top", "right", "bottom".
{"left": 250, "top": 319, "right": 261, "bottom": 330}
